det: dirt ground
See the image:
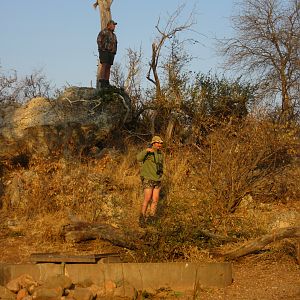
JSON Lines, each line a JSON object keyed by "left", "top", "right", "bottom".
{"left": 0, "top": 214, "right": 299, "bottom": 300}
{"left": 197, "top": 256, "right": 300, "bottom": 300}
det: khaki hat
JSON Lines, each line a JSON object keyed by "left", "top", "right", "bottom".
{"left": 151, "top": 136, "right": 163, "bottom": 144}
{"left": 107, "top": 19, "right": 117, "bottom": 25}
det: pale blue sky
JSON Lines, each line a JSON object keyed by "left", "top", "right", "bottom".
{"left": 0, "top": 1, "right": 235, "bottom": 89}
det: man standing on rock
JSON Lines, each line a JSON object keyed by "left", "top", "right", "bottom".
{"left": 97, "top": 19, "right": 118, "bottom": 88}
{"left": 137, "top": 136, "right": 164, "bottom": 227}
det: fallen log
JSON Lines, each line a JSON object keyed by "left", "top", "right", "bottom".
{"left": 219, "top": 226, "right": 300, "bottom": 261}
{"left": 62, "top": 221, "right": 145, "bottom": 250}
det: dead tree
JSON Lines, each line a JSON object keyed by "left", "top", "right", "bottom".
{"left": 147, "top": 4, "right": 194, "bottom": 101}
{"left": 146, "top": 4, "right": 195, "bottom": 137}
{"left": 93, "top": 0, "right": 113, "bottom": 30}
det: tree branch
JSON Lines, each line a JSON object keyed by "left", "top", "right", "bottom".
{"left": 215, "top": 226, "right": 300, "bottom": 261}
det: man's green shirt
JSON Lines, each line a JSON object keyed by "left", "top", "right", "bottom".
{"left": 137, "top": 149, "right": 164, "bottom": 181}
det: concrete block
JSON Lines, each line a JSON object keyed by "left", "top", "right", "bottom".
{"left": 65, "top": 262, "right": 232, "bottom": 290}
{"left": 0, "top": 263, "right": 63, "bottom": 285}
{"left": 0, "top": 261, "right": 232, "bottom": 292}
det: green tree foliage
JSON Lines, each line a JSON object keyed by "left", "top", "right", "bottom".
{"left": 186, "top": 73, "right": 256, "bottom": 120}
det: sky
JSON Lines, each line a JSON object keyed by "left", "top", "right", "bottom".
{"left": 0, "top": 1, "right": 235, "bottom": 90}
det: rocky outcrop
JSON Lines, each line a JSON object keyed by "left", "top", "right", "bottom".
{"left": 0, "top": 87, "right": 131, "bottom": 160}
{"left": 3, "top": 273, "right": 137, "bottom": 299}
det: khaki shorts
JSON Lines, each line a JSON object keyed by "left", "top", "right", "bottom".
{"left": 141, "top": 178, "right": 161, "bottom": 189}
{"left": 99, "top": 50, "right": 115, "bottom": 65}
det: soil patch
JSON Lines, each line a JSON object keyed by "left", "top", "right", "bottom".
{"left": 197, "top": 256, "right": 300, "bottom": 300}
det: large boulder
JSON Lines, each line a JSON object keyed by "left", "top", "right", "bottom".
{"left": 0, "top": 87, "right": 131, "bottom": 159}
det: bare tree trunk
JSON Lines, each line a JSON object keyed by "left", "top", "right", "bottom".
{"left": 95, "top": 0, "right": 113, "bottom": 88}
{"left": 146, "top": 6, "right": 194, "bottom": 132}
{"left": 97, "top": 0, "right": 113, "bottom": 31}
{"left": 165, "top": 117, "right": 176, "bottom": 142}
{"left": 280, "top": 71, "right": 292, "bottom": 122}
{"left": 150, "top": 110, "right": 158, "bottom": 135}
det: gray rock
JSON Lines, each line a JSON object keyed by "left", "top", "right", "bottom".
{"left": 77, "top": 278, "right": 94, "bottom": 288}
{"left": 43, "top": 274, "right": 73, "bottom": 290}
{"left": 16, "top": 288, "right": 29, "bottom": 300}
{"left": 32, "top": 286, "right": 63, "bottom": 299}
{"left": 72, "top": 287, "right": 94, "bottom": 300}
{"left": 87, "top": 284, "right": 105, "bottom": 297}
{"left": 22, "top": 297, "right": 33, "bottom": 300}
{"left": 114, "top": 281, "right": 136, "bottom": 298}
{"left": 0, "top": 86, "right": 131, "bottom": 159}
{"left": 6, "top": 274, "right": 37, "bottom": 293}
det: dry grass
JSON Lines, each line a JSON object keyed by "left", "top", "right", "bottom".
{"left": 1, "top": 119, "right": 300, "bottom": 261}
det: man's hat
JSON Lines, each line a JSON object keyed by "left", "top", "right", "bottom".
{"left": 151, "top": 136, "right": 163, "bottom": 144}
{"left": 107, "top": 20, "right": 117, "bottom": 25}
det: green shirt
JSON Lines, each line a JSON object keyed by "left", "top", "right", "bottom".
{"left": 137, "top": 149, "right": 164, "bottom": 181}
